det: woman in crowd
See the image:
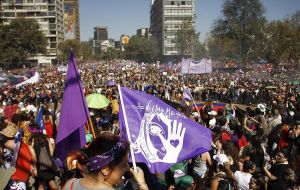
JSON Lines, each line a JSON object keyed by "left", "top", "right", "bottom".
{"left": 43, "top": 106, "right": 54, "bottom": 139}
{"left": 63, "top": 133, "right": 149, "bottom": 190}
{"left": 30, "top": 123, "right": 58, "bottom": 190}
{"left": 249, "top": 172, "right": 266, "bottom": 190}
{"left": 234, "top": 160, "right": 256, "bottom": 190}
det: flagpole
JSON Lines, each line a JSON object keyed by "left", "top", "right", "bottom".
{"left": 88, "top": 117, "right": 96, "bottom": 139}
{"left": 118, "top": 85, "right": 137, "bottom": 172}
{"left": 187, "top": 87, "right": 201, "bottom": 121}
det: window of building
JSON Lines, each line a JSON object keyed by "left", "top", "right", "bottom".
{"left": 171, "top": 1, "right": 174, "bottom": 5}
{"left": 181, "top": 1, "right": 185, "bottom": 5}
{"left": 50, "top": 43, "right": 57, "bottom": 48}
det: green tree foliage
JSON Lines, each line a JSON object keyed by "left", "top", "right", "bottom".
{"left": 124, "top": 36, "right": 159, "bottom": 63}
{"left": 263, "top": 20, "right": 294, "bottom": 65}
{"left": 289, "top": 10, "right": 300, "bottom": 64}
{"left": 100, "top": 47, "right": 122, "bottom": 61}
{"left": 176, "top": 18, "right": 200, "bottom": 57}
{"left": 193, "top": 41, "right": 208, "bottom": 59}
{"left": 57, "top": 39, "right": 81, "bottom": 64}
{"left": 211, "top": 0, "right": 266, "bottom": 65}
{"left": 80, "top": 41, "right": 93, "bottom": 61}
{"left": 207, "top": 36, "right": 239, "bottom": 60}
{"left": 0, "top": 18, "right": 47, "bottom": 69}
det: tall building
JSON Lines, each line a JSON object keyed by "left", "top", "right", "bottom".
{"left": 150, "top": 0, "right": 195, "bottom": 60}
{"left": 137, "top": 28, "right": 150, "bottom": 38}
{"left": 0, "top": 0, "right": 64, "bottom": 64}
{"left": 93, "top": 26, "right": 108, "bottom": 55}
{"left": 94, "top": 26, "right": 108, "bottom": 41}
{"left": 64, "top": 0, "right": 80, "bottom": 41}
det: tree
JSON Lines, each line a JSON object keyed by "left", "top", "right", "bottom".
{"left": 0, "top": 18, "right": 47, "bottom": 69}
{"left": 263, "top": 20, "right": 294, "bottom": 65}
{"left": 207, "top": 36, "right": 239, "bottom": 60}
{"left": 193, "top": 41, "right": 208, "bottom": 59}
{"left": 124, "top": 36, "right": 159, "bottom": 63}
{"left": 80, "top": 41, "right": 93, "bottom": 61}
{"left": 176, "top": 18, "right": 200, "bottom": 57}
{"left": 100, "top": 47, "right": 120, "bottom": 61}
{"left": 288, "top": 10, "right": 300, "bottom": 65}
{"left": 57, "top": 39, "right": 81, "bottom": 64}
{"left": 211, "top": 0, "right": 266, "bottom": 65}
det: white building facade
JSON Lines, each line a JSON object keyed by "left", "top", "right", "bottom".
{"left": 150, "top": 0, "right": 195, "bottom": 59}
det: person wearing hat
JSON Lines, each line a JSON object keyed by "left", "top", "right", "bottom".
{"left": 16, "top": 102, "right": 26, "bottom": 114}
{"left": 211, "top": 153, "right": 235, "bottom": 190}
{"left": 208, "top": 110, "right": 217, "bottom": 129}
{"left": 0, "top": 123, "right": 33, "bottom": 190}
{"left": 267, "top": 109, "right": 282, "bottom": 130}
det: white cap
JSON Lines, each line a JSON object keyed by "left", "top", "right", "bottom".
{"left": 192, "top": 112, "right": 199, "bottom": 117}
{"left": 208, "top": 110, "right": 217, "bottom": 116}
{"left": 257, "top": 103, "right": 266, "bottom": 113}
{"left": 213, "top": 154, "right": 229, "bottom": 165}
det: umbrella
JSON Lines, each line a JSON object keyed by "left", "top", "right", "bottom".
{"left": 86, "top": 93, "right": 110, "bottom": 109}
{"left": 106, "top": 80, "right": 116, "bottom": 87}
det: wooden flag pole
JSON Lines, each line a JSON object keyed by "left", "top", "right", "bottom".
{"left": 88, "top": 117, "right": 96, "bottom": 139}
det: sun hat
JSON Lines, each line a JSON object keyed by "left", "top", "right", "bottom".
{"left": 0, "top": 123, "right": 17, "bottom": 138}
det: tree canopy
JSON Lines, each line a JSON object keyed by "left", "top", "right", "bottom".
{"left": 176, "top": 18, "right": 200, "bottom": 57}
{"left": 211, "top": 0, "right": 266, "bottom": 65}
{"left": 124, "top": 35, "right": 159, "bottom": 63}
{"left": 0, "top": 18, "right": 47, "bottom": 69}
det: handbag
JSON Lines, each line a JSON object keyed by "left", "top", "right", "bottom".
{"left": 39, "top": 146, "right": 53, "bottom": 171}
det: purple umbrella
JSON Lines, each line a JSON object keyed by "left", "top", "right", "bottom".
{"left": 107, "top": 80, "right": 116, "bottom": 87}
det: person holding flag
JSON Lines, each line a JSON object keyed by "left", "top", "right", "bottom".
{"left": 118, "top": 86, "right": 212, "bottom": 174}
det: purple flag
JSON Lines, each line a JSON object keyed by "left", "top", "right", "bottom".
{"left": 182, "top": 88, "right": 192, "bottom": 101}
{"left": 55, "top": 51, "right": 89, "bottom": 161}
{"left": 181, "top": 88, "right": 193, "bottom": 107}
{"left": 119, "top": 87, "right": 212, "bottom": 174}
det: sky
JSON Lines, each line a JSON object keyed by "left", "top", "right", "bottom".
{"left": 79, "top": 0, "right": 300, "bottom": 42}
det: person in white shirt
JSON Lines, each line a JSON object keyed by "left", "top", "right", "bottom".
{"left": 234, "top": 160, "right": 256, "bottom": 190}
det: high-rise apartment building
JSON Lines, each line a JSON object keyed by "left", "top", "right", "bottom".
{"left": 94, "top": 27, "right": 108, "bottom": 41}
{"left": 137, "top": 28, "right": 150, "bottom": 38}
{"left": 64, "top": 0, "right": 80, "bottom": 41}
{"left": 93, "top": 27, "right": 108, "bottom": 55}
{"left": 0, "top": 0, "right": 64, "bottom": 64}
{"left": 150, "top": 0, "right": 195, "bottom": 59}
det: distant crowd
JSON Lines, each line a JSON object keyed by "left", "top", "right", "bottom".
{"left": 0, "top": 60, "right": 299, "bottom": 190}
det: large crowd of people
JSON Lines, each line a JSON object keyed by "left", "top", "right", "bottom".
{"left": 0, "top": 59, "right": 299, "bottom": 190}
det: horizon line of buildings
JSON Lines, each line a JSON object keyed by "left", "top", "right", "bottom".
{"left": 0, "top": 0, "right": 195, "bottom": 64}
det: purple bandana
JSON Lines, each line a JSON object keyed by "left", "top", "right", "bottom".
{"left": 86, "top": 141, "right": 125, "bottom": 172}
{"left": 28, "top": 127, "right": 43, "bottom": 134}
